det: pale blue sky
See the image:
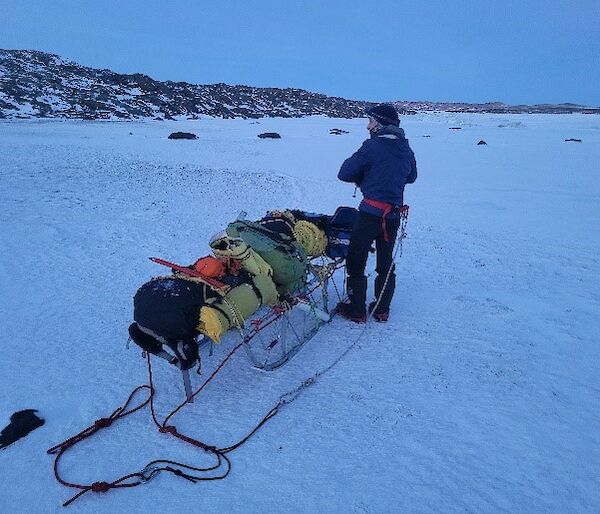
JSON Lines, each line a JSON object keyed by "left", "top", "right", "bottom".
{"left": 2, "top": 0, "right": 599, "bottom": 105}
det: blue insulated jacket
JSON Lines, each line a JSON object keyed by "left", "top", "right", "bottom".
{"left": 338, "top": 126, "right": 417, "bottom": 217}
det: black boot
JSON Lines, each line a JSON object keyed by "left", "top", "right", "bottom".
{"left": 337, "top": 276, "right": 367, "bottom": 323}
{"left": 369, "top": 269, "right": 395, "bottom": 321}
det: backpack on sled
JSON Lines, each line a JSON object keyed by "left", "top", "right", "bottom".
{"left": 324, "top": 206, "right": 358, "bottom": 259}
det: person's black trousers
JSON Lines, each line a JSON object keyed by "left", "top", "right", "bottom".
{"left": 345, "top": 211, "right": 400, "bottom": 316}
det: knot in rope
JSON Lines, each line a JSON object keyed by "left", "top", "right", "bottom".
{"left": 159, "top": 425, "right": 178, "bottom": 435}
{"left": 166, "top": 467, "right": 199, "bottom": 483}
{"left": 90, "top": 482, "right": 111, "bottom": 493}
{"left": 94, "top": 418, "right": 113, "bottom": 429}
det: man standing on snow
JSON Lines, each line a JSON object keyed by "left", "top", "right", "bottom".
{"left": 337, "top": 104, "right": 417, "bottom": 323}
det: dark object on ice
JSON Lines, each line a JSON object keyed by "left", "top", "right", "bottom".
{"left": 330, "top": 128, "right": 349, "bottom": 135}
{"left": 565, "top": 138, "right": 582, "bottom": 142}
{"left": 449, "top": 127, "right": 462, "bottom": 130}
{"left": 257, "top": 132, "right": 281, "bottom": 139}
{"left": 422, "top": 135, "right": 431, "bottom": 138}
{"left": 0, "top": 409, "right": 45, "bottom": 450}
{"left": 477, "top": 140, "right": 487, "bottom": 145}
{"left": 168, "top": 132, "right": 198, "bottom": 140}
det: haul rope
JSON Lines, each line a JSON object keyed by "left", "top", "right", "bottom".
{"left": 46, "top": 218, "right": 408, "bottom": 507}
{"left": 47, "top": 385, "right": 152, "bottom": 506}
{"left": 47, "top": 260, "right": 343, "bottom": 506}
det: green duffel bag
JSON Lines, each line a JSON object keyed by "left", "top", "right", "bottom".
{"left": 227, "top": 220, "right": 308, "bottom": 294}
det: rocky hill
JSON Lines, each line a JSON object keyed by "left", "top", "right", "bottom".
{"left": 1, "top": 50, "right": 597, "bottom": 120}
{"left": 0, "top": 49, "right": 373, "bottom": 120}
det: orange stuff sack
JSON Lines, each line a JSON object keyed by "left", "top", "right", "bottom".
{"left": 193, "top": 256, "right": 226, "bottom": 278}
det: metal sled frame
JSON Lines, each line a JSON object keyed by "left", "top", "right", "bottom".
{"left": 243, "top": 258, "right": 342, "bottom": 371}
{"left": 194, "top": 257, "right": 343, "bottom": 375}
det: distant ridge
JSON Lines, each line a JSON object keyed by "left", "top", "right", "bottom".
{"left": 393, "top": 100, "right": 599, "bottom": 115}
{"left": 0, "top": 50, "right": 597, "bottom": 120}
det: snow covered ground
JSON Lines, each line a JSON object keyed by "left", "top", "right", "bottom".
{"left": 1, "top": 113, "right": 599, "bottom": 513}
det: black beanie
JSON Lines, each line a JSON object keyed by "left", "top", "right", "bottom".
{"left": 366, "top": 104, "right": 400, "bottom": 126}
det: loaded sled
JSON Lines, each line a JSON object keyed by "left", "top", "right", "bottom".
{"left": 47, "top": 204, "right": 410, "bottom": 506}
{"left": 128, "top": 207, "right": 359, "bottom": 398}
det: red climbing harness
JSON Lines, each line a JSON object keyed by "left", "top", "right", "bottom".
{"left": 362, "top": 199, "right": 408, "bottom": 242}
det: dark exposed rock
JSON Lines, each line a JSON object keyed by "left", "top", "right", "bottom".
{"left": 564, "top": 138, "right": 582, "bottom": 142}
{"left": 0, "top": 49, "right": 372, "bottom": 120}
{"left": 330, "top": 128, "right": 349, "bottom": 135}
{"left": 477, "top": 140, "right": 487, "bottom": 145}
{"left": 168, "top": 131, "right": 198, "bottom": 140}
{"left": 449, "top": 127, "right": 462, "bottom": 130}
{"left": 257, "top": 132, "right": 281, "bottom": 139}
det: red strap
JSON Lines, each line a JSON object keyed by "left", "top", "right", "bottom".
{"left": 363, "top": 198, "right": 394, "bottom": 242}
